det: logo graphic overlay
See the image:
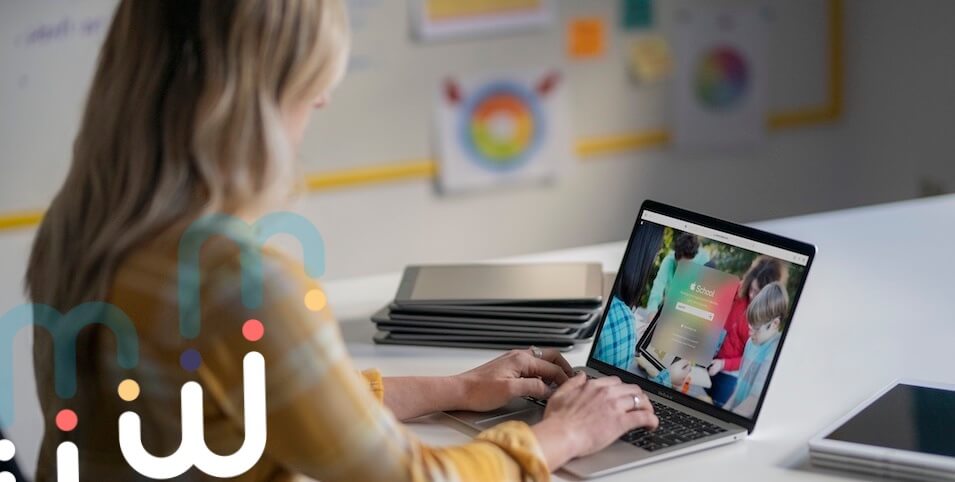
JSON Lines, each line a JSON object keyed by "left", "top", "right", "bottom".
{"left": 117, "top": 212, "right": 325, "bottom": 479}
{"left": 119, "top": 351, "right": 266, "bottom": 479}
{"left": 0, "top": 303, "right": 139, "bottom": 426}
{"left": 0, "top": 302, "right": 134, "bottom": 480}
{"left": 177, "top": 212, "right": 325, "bottom": 339}
{"left": 0, "top": 211, "right": 325, "bottom": 480}
{"left": 54, "top": 410, "right": 79, "bottom": 482}
{"left": 0, "top": 438, "right": 17, "bottom": 482}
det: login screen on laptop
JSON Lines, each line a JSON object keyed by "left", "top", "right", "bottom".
{"left": 592, "top": 209, "right": 809, "bottom": 419}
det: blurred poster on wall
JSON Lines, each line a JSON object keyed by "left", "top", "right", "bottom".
{"left": 672, "top": 6, "right": 769, "bottom": 149}
{"left": 411, "top": 0, "right": 555, "bottom": 41}
{"left": 434, "top": 68, "right": 572, "bottom": 194}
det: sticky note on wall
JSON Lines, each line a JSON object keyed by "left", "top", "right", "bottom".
{"left": 627, "top": 35, "right": 672, "bottom": 83}
{"left": 622, "top": 0, "right": 654, "bottom": 30}
{"left": 567, "top": 17, "right": 606, "bottom": 59}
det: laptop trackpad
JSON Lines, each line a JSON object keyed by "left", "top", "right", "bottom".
{"left": 448, "top": 398, "right": 544, "bottom": 427}
{"left": 476, "top": 404, "right": 544, "bottom": 428}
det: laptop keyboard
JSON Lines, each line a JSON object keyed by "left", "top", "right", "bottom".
{"left": 525, "top": 390, "right": 726, "bottom": 452}
{"left": 620, "top": 401, "right": 726, "bottom": 451}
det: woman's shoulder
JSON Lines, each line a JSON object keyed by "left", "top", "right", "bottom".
{"left": 195, "top": 236, "right": 318, "bottom": 294}
{"left": 114, "top": 228, "right": 319, "bottom": 304}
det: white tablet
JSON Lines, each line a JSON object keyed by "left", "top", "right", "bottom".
{"left": 810, "top": 380, "right": 955, "bottom": 479}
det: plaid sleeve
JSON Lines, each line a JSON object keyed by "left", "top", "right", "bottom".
{"left": 362, "top": 368, "right": 386, "bottom": 403}
{"left": 198, "top": 250, "right": 551, "bottom": 482}
{"left": 592, "top": 297, "right": 637, "bottom": 369}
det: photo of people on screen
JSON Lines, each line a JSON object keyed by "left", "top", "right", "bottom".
{"left": 593, "top": 214, "right": 806, "bottom": 419}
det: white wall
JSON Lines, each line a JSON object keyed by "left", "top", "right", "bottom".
{"left": 840, "top": 0, "right": 955, "bottom": 204}
{"left": 296, "top": 124, "right": 854, "bottom": 280}
{"left": 0, "top": 230, "right": 40, "bottom": 476}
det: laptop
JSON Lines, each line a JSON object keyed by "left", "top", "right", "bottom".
{"left": 446, "top": 200, "right": 816, "bottom": 478}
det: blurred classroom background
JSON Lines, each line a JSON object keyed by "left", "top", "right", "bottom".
{"left": 0, "top": 0, "right": 953, "bottom": 286}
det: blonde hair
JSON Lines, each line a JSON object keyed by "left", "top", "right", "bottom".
{"left": 746, "top": 282, "right": 789, "bottom": 328}
{"left": 26, "top": 0, "right": 349, "bottom": 309}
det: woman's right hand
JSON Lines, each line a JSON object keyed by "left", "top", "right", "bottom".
{"left": 530, "top": 373, "right": 659, "bottom": 470}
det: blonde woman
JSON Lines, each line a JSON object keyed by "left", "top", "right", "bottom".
{"left": 25, "top": 1, "right": 658, "bottom": 480}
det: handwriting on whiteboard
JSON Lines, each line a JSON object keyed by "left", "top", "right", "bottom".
{"left": 13, "top": 15, "right": 109, "bottom": 49}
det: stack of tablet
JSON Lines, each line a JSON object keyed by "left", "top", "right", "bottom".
{"left": 373, "top": 263, "right": 605, "bottom": 351}
{"left": 810, "top": 381, "right": 955, "bottom": 480}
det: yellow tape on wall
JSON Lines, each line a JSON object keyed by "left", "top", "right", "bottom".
{"left": 0, "top": 0, "right": 843, "bottom": 232}
{"left": 0, "top": 210, "right": 44, "bottom": 231}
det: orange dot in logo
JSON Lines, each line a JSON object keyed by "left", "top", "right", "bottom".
{"left": 117, "top": 379, "right": 141, "bottom": 402}
{"left": 242, "top": 319, "right": 265, "bottom": 342}
{"left": 55, "top": 409, "right": 78, "bottom": 432}
{"left": 304, "top": 289, "right": 327, "bottom": 312}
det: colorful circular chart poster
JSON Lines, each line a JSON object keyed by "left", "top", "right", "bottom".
{"left": 695, "top": 46, "right": 750, "bottom": 111}
{"left": 436, "top": 69, "right": 570, "bottom": 194}
{"left": 673, "top": 7, "right": 769, "bottom": 149}
{"left": 459, "top": 81, "right": 544, "bottom": 172}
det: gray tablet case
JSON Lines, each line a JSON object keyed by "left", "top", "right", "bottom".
{"left": 373, "top": 331, "right": 575, "bottom": 352}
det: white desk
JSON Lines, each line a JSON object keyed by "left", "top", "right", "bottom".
{"left": 327, "top": 195, "right": 955, "bottom": 481}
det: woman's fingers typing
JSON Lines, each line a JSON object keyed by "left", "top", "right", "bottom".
{"left": 562, "top": 371, "right": 588, "bottom": 389}
{"left": 536, "top": 348, "right": 575, "bottom": 377}
{"left": 624, "top": 408, "right": 660, "bottom": 431}
{"left": 536, "top": 373, "right": 658, "bottom": 463}
{"left": 606, "top": 384, "right": 651, "bottom": 412}
{"left": 511, "top": 377, "right": 553, "bottom": 399}
{"left": 585, "top": 375, "right": 623, "bottom": 391}
{"left": 519, "top": 354, "right": 570, "bottom": 385}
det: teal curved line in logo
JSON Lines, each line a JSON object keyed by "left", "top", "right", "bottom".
{"left": 0, "top": 302, "right": 140, "bottom": 427}
{"left": 177, "top": 212, "right": 326, "bottom": 339}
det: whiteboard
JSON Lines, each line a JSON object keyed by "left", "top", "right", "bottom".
{"left": 0, "top": 0, "right": 833, "bottom": 214}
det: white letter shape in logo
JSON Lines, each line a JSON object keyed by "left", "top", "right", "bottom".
{"left": 57, "top": 441, "right": 78, "bottom": 482}
{"left": 118, "top": 352, "right": 266, "bottom": 479}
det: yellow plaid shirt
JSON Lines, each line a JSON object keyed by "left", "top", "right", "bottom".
{"left": 34, "top": 233, "right": 550, "bottom": 481}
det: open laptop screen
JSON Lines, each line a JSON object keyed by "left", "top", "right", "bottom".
{"left": 591, "top": 206, "right": 809, "bottom": 422}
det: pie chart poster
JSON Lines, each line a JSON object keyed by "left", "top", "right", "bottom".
{"left": 434, "top": 68, "right": 572, "bottom": 194}
{"left": 673, "top": 6, "right": 769, "bottom": 150}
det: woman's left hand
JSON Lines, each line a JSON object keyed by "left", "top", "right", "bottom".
{"left": 454, "top": 348, "right": 576, "bottom": 412}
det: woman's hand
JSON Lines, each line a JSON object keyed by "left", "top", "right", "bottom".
{"left": 531, "top": 374, "right": 658, "bottom": 469}
{"left": 381, "top": 348, "right": 572, "bottom": 420}
{"left": 455, "top": 348, "right": 575, "bottom": 412}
